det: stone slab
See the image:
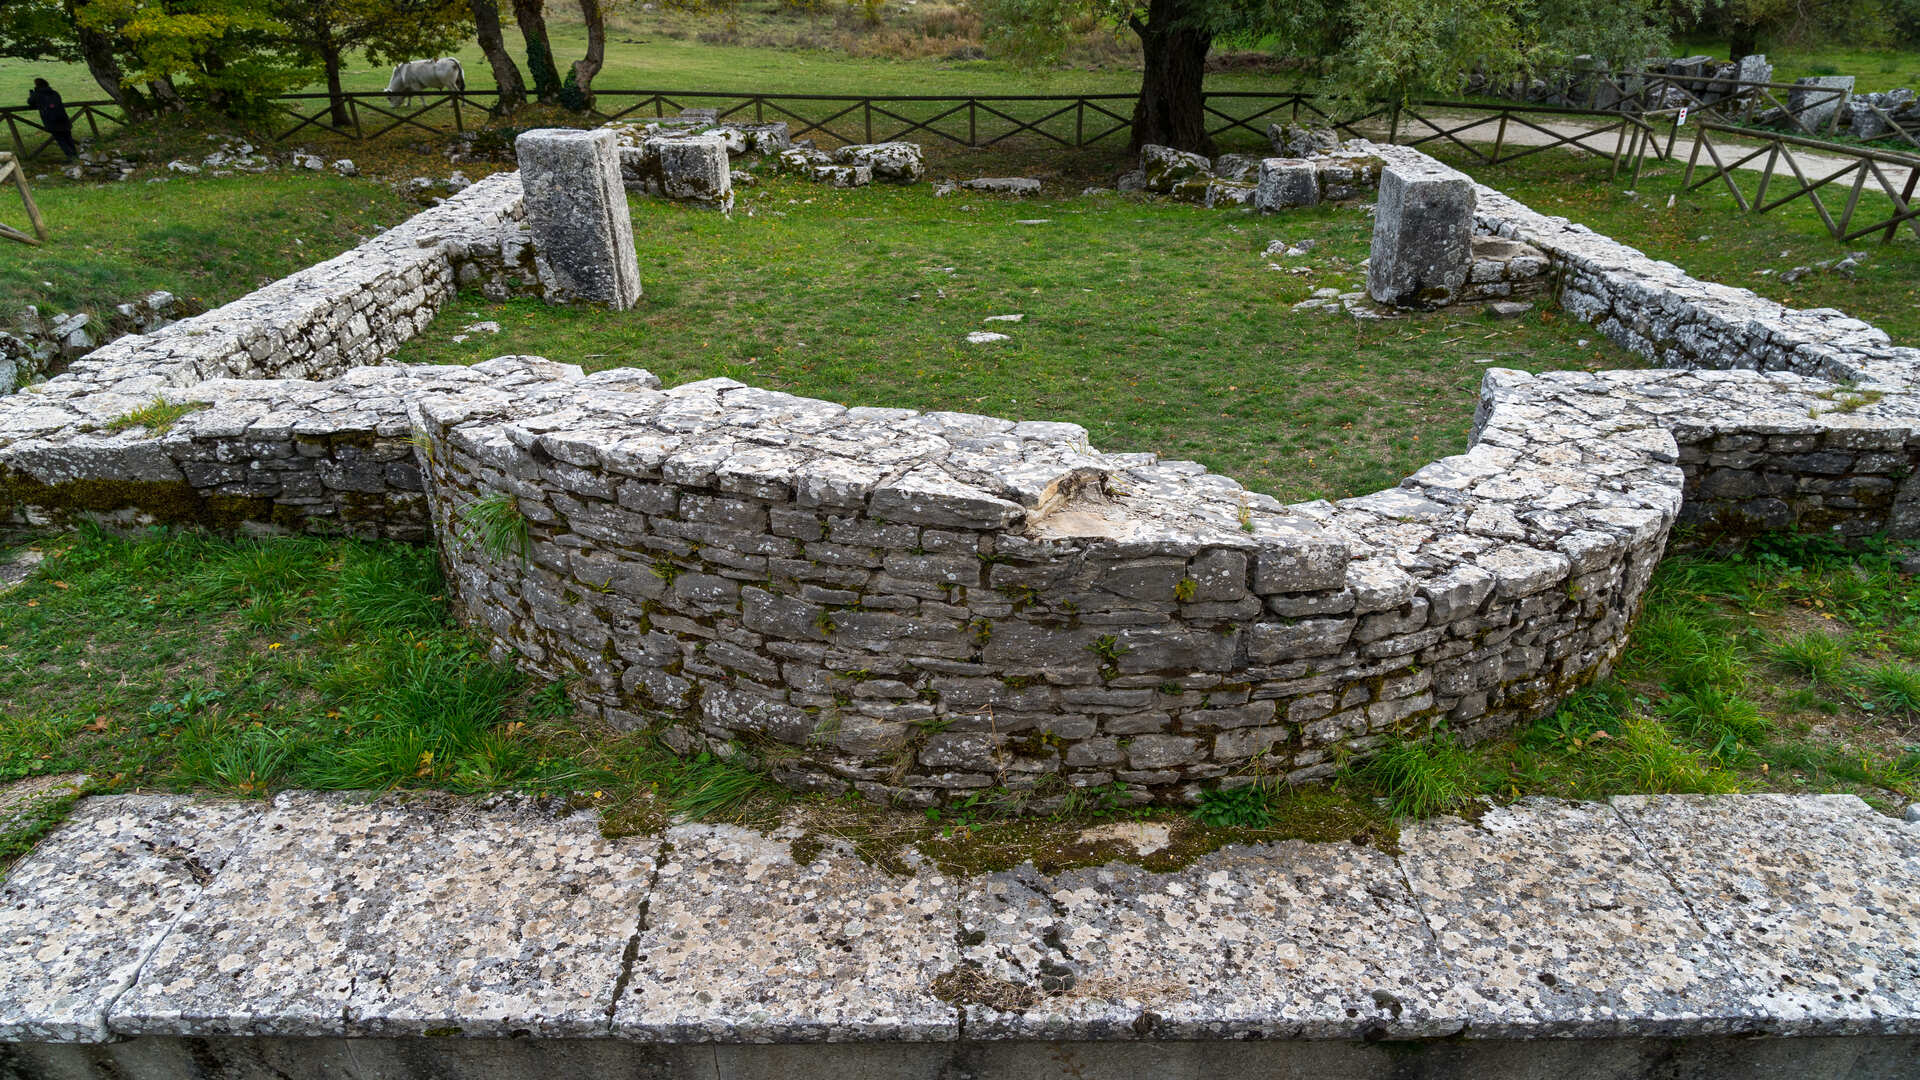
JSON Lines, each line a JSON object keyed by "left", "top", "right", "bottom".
{"left": 610, "top": 825, "right": 962, "bottom": 1042}
{"left": 1367, "top": 157, "right": 1475, "bottom": 309}
{"left": 337, "top": 801, "right": 659, "bottom": 1038}
{"left": 0, "top": 795, "right": 263, "bottom": 1042}
{"left": 950, "top": 841, "right": 1457, "bottom": 1040}
{"left": 107, "top": 793, "right": 400, "bottom": 1037}
{"left": 1398, "top": 798, "right": 1753, "bottom": 1038}
{"left": 516, "top": 127, "right": 643, "bottom": 309}
{"left": 1612, "top": 793, "right": 1920, "bottom": 1035}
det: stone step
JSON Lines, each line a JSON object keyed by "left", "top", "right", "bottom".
{"left": 1, "top": 792, "right": 1916, "bottom": 1078}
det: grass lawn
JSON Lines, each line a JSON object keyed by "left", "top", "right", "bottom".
{"left": 395, "top": 176, "right": 1629, "bottom": 505}
{"left": 1, "top": 174, "right": 416, "bottom": 326}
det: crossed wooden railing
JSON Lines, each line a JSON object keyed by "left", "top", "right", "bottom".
{"left": 1683, "top": 123, "right": 1920, "bottom": 243}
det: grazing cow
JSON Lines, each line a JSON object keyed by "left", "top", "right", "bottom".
{"left": 385, "top": 58, "right": 465, "bottom": 107}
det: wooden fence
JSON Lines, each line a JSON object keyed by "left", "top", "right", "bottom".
{"left": 1682, "top": 123, "right": 1920, "bottom": 244}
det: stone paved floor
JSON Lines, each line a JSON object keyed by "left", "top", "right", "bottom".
{"left": 1, "top": 792, "right": 1917, "bottom": 1047}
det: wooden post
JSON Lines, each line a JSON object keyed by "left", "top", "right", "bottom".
{"left": 5, "top": 114, "right": 23, "bottom": 161}
{"left": 864, "top": 100, "right": 873, "bottom": 144}
{"left": 1887, "top": 167, "right": 1919, "bottom": 244}
{"left": 968, "top": 100, "right": 976, "bottom": 147}
{"left": 350, "top": 97, "right": 364, "bottom": 140}
{"left": 1492, "top": 112, "right": 1507, "bottom": 164}
{"left": 1075, "top": 99, "right": 1084, "bottom": 148}
{"left": 1754, "top": 143, "right": 1779, "bottom": 209}
{"left": 1683, "top": 126, "right": 1705, "bottom": 188}
{"left": 452, "top": 93, "right": 464, "bottom": 132}
{"left": 0, "top": 153, "right": 48, "bottom": 245}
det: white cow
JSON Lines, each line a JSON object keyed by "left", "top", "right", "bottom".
{"left": 385, "top": 58, "right": 465, "bottom": 107}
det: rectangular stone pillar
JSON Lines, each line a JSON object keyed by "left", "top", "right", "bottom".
{"left": 515, "top": 127, "right": 642, "bottom": 310}
{"left": 1367, "top": 159, "right": 1474, "bottom": 310}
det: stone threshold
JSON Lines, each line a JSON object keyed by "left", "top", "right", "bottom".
{"left": 1, "top": 792, "right": 1916, "bottom": 1055}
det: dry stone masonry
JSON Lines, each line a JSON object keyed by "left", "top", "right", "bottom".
{"left": 6, "top": 141, "right": 1920, "bottom": 807}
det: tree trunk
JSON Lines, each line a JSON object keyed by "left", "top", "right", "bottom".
{"left": 510, "top": 0, "right": 562, "bottom": 103}
{"left": 1728, "top": 25, "right": 1760, "bottom": 61}
{"left": 147, "top": 77, "right": 184, "bottom": 112}
{"left": 322, "top": 39, "right": 349, "bottom": 129}
{"left": 1128, "top": 0, "right": 1213, "bottom": 155}
{"left": 471, "top": 0, "right": 527, "bottom": 112}
{"left": 566, "top": 0, "right": 604, "bottom": 112}
{"left": 65, "top": 1, "right": 146, "bottom": 119}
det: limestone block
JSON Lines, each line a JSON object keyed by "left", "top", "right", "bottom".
{"left": 1788, "top": 75, "right": 1853, "bottom": 133}
{"left": 1735, "top": 53, "right": 1772, "bottom": 89}
{"left": 833, "top": 142, "right": 925, "bottom": 183}
{"left": 1139, "top": 144, "right": 1211, "bottom": 193}
{"left": 515, "top": 127, "right": 642, "bottom": 310}
{"left": 653, "top": 135, "right": 733, "bottom": 212}
{"left": 1367, "top": 158, "right": 1475, "bottom": 309}
{"left": 1254, "top": 158, "right": 1319, "bottom": 211}
{"left": 1267, "top": 122, "right": 1338, "bottom": 158}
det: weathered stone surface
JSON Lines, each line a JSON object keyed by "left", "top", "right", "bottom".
{"left": 833, "top": 142, "right": 925, "bottom": 183}
{"left": 0, "top": 796, "right": 261, "bottom": 1042}
{"left": 611, "top": 824, "right": 960, "bottom": 1041}
{"left": 1612, "top": 794, "right": 1920, "bottom": 1033}
{"left": 1400, "top": 799, "right": 1752, "bottom": 1038}
{"left": 953, "top": 842, "right": 1455, "bottom": 1039}
{"left": 516, "top": 127, "right": 643, "bottom": 309}
{"left": 1139, "top": 145, "right": 1211, "bottom": 192}
{"left": 1788, "top": 75, "right": 1854, "bottom": 133}
{"left": 652, "top": 135, "right": 733, "bottom": 212}
{"left": 1367, "top": 157, "right": 1475, "bottom": 309}
{"left": 107, "top": 793, "right": 657, "bottom": 1039}
{"left": 1254, "top": 158, "right": 1318, "bottom": 211}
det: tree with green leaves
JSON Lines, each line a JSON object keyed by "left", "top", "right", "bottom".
{"left": 980, "top": 0, "right": 1686, "bottom": 154}
{"left": 271, "top": 0, "right": 472, "bottom": 127}
{"left": 75, "top": 0, "right": 301, "bottom": 117}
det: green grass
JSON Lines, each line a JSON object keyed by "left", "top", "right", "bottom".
{"left": 1, "top": 173, "right": 413, "bottom": 329}
{"left": 1675, "top": 37, "right": 1920, "bottom": 94}
{"left": 102, "top": 398, "right": 206, "bottom": 435}
{"left": 395, "top": 176, "right": 1630, "bottom": 504}
{"left": 1336, "top": 533, "right": 1920, "bottom": 816}
{"left": 1435, "top": 148, "right": 1920, "bottom": 346}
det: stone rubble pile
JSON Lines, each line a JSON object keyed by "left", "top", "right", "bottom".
{"left": 0, "top": 292, "right": 186, "bottom": 396}
{"left": 1120, "top": 136, "right": 1384, "bottom": 211}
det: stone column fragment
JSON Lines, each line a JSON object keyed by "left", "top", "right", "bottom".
{"left": 1367, "top": 158, "right": 1475, "bottom": 309}
{"left": 1254, "top": 158, "right": 1318, "bottom": 211}
{"left": 515, "top": 127, "right": 642, "bottom": 310}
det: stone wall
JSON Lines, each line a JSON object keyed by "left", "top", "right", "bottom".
{"left": 8, "top": 147, "right": 1920, "bottom": 807}
{"left": 0, "top": 173, "right": 540, "bottom": 538}
{"left": 1365, "top": 141, "right": 1920, "bottom": 538}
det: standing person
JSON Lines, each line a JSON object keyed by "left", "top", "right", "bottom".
{"left": 26, "top": 78, "right": 78, "bottom": 161}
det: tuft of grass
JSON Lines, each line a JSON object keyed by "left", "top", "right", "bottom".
{"left": 1598, "top": 714, "right": 1739, "bottom": 795}
{"left": 1354, "top": 731, "right": 1482, "bottom": 819}
{"left": 666, "top": 751, "right": 782, "bottom": 822}
{"left": 457, "top": 492, "right": 530, "bottom": 564}
{"left": 102, "top": 398, "right": 207, "bottom": 435}
{"left": 1864, "top": 662, "right": 1920, "bottom": 716}
{"left": 1767, "top": 631, "right": 1852, "bottom": 686}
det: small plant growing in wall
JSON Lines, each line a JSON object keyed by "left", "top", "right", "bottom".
{"left": 103, "top": 397, "right": 207, "bottom": 435}
{"left": 1090, "top": 634, "right": 1129, "bottom": 681}
{"left": 1173, "top": 577, "right": 1198, "bottom": 603}
{"left": 1236, "top": 494, "right": 1256, "bottom": 534}
{"left": 458, "top": 492, "right": 530, "bottom": 563}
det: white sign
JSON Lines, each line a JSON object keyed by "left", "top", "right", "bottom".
{"left": 1677, "top": 106, "right": 1689, "bottom": 126}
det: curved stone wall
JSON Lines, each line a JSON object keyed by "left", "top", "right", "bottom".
{"left": 7, "top": 146, "right": 1920, "bottom": 807}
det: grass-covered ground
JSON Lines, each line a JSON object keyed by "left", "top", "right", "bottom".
{"left": 3, "top": 521, "right": 1915, "bottom": 872}
{"left": 1, "top": 174, "right": 415, "bottom": 325}
{"left": 397, "top": 175, "right": 1630, "bottom": 504}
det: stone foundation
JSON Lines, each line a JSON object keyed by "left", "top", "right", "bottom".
{"left": 6, "top": 146, "right": 1920, "bottom": 805}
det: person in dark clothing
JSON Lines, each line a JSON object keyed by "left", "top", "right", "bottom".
{"left": 26, "top": 78, "right": 78, "bottom": 161}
